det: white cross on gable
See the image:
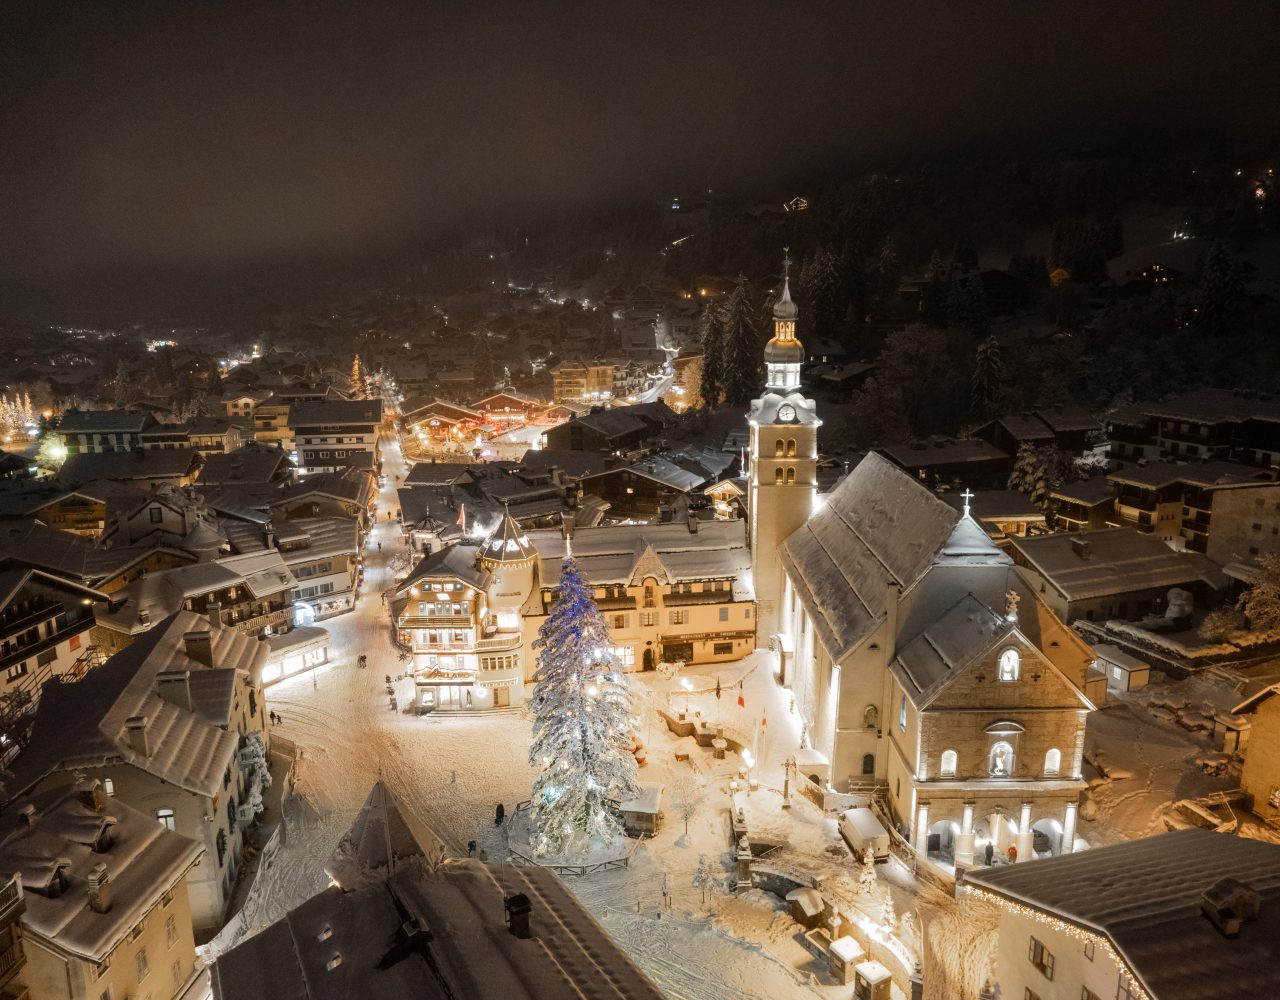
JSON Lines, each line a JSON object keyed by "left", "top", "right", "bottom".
{"left": 960, "top": 488, "right": 974, "bottom": 517}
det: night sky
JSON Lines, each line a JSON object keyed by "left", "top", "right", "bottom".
{"left": 2, "top": 1, "right": 1278, "bottom": 312}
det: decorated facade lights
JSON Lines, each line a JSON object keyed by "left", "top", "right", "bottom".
{"left": 961, "top": 886, "right": 1150, "bottom": 1000}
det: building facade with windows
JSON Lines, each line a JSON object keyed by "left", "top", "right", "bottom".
{"left": 287, "top": 399, "right": 383, "bottom": 475}
{"left": 964, "top": 829, "right": 1280, "bottom": 1000}
{"left": 57, "top": 410, "right": 158, "bottom": 456}
{"left": 7, "top": 612, "right": 274, "bottom": 933}
{"left": 0, "top": 780, "right": 203, "bottom": 1000}
{"left": 0, "top": 568, "right": 104, "bottom": 744}
{"left": 388, "top": 509, "right": 755, "bottom": 709}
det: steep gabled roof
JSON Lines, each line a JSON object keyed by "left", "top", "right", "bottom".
{"left": 778, "top": 452, "right": 960, "bottom": 658}
{"left": 326, "top": 780, "right": 444, "bottom": 891}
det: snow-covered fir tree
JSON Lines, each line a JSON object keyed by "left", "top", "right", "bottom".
{"left": 971, "top": 334, "right": 1005, "bottom": 419}
{"left": 698, "top": 304, "right": 725, "bottom": 408}
{"left": 528, "top": 556, "right": 639, "bottom": 856}
{"left": 720, "top": 278, "right": 759, "bottom": 406}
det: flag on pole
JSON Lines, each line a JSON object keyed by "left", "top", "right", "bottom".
{"left": 737, "top": 694, "right": 745, "bottom": 709}
{"left": 457, "top": 503, "right": 466, "bottom": 534}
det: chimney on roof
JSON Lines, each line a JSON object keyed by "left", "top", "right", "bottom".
{"left": 77, "top": 779, "right": 105, "bottom": 813}
{"left": 687, "top": 511, "right": 699, "bottom": 534}
{"left": 1201, "top": 877, "right": 1261, "bottom": 938}
{"left": 183, "top": 629, "right": 214, "bottom": 667}
{"left": 560, "top": 512, "right": 575, "bottom": 541}
{"left": 1070, "top": 537, "right": 1091, "bottom": 560}
{"left": 264, "top": 519, "right": 276, "bottom": 549}
{"left": 504, "top": 893, "right": 532, "bottom": 939}
{"left": 138, "top": 607, "right": 151, "bottom": 627}
{"left": 124, "top": 716, "right": 151, "bottom": 757}
{"left": 87, "top": 863, "right": 112, "bottom": 914}
{"left": 17, "top": 804, "right": 36, "bottom": 829}
{"left": 157, "top": 668, "right": 194, "bottom": 712}
{"left": 206, "top": 601, "right": 222, "bottom": 629}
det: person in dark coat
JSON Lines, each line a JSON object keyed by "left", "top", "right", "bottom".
{"left": 494, "top": 803, "right": 505, "bottom": 826}
{"left": 467, "top": 840, "right": 476, "bottom": 856}
{"left": 984, "top": 842, "right": 994, "bottom": 866}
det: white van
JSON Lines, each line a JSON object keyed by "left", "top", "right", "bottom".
{"left": 840, "top": 806, "right": 890, "bottom": 862}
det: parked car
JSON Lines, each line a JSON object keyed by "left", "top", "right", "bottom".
{"left": 839, "top": 806, "right": 890, "bottom": 862}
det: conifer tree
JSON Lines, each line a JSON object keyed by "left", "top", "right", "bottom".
{"left": 720, "top": 278, "right": 759, "bottom": 407}
{"left": 1007, "top": 443, "right": 1073, "bottom": 510}
{"left": 472, "top": 331, "right": 495, "bottom": 390}
{"left": 1195, "top": 241, "right": 1245, "bottom": 338}
{"left": 971, "top": 334, "right": 1005, "bottom": 419}
{"left": 698, "top": 304, "right": 725, "bottom": 408}
{"left": 800, "top": 245, "right": 843, "bottom": 343}
{"left": 349, "top": 354, "right": 364, "bottom": 398}
{"left": 921, "top": 251, "right": 951, "bottom": 327}
{"left": 528, "top": 557, "right": 639, "bottom": 856}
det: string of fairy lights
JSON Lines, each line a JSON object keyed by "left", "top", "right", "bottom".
{"left": 961, "top": 885, "right": 1150, "bottom": 1000}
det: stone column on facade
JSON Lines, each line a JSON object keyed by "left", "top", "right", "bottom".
{"left": 955, "top": 801, "right": 976, "bottom": 866}
{"left": 1061, "top": 801, "right": 1078, "bottom": 855}
{"left": 914, "top": 802, "right": 929, "bottom": 857}
{"left": 1014, "top": 802, "right": 1033, "bottom": 862}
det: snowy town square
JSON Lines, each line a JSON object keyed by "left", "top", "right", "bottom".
{"left": 4, "top": 7, "right": 1280, "bottom": 1000}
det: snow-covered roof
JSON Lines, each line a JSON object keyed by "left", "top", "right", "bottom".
{"left": 478, "top": 511, "right": 536, "bottom": 564}
{"left": 212, "top": 860, "right": 665, "bottom": 1000}
{"left": 891, "top": 594, "right": 1010, "bottom": 701}
{"left": 326, "top": 780, "right": 444, "bottom": 892}
{"left": 779, "top": 453, "right": 966, "bottom": 660}
{"left": 964, "top": 828, "right": 1280, "bottom": 1000}
{"left": 396, "top": 545, "right": 491, "bottom": 596}
{"left": 526, "top": 520, "right": 751, "bottom": 599}
{"left": 1009, "top": 527, "right": 1228, "bottom": 602}
{"left": 0, "top": 782, "right": 201, "bottom": 964}
{"left": 8, "top": 611, "right": 265, "bottom": 801}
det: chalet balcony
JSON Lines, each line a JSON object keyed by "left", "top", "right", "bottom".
{"left": 398, "top": 614, "right": 476, "bottom": 629}
{"left": 1, "top": 617, "right": 94, "bottom": 674}
{"left": 664, "top": 590, "right": 736, "bottom": 607}
{"left": 234, "top": 606, "right": 293, "bottom": 635}
{"left": 475, "top": 633, "right": 521, "bottom": 652}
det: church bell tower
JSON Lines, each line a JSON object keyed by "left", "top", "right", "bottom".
{"left": 748, "top": 254, "right": 819, "bottom": 641}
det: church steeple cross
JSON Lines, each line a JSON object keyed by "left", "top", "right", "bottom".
{"left": 961, "top": 488, "right": 974, "bottom": 518}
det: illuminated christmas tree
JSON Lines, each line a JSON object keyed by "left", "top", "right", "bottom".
{"left": 527, "top": 556, "right": 639, "bottom": 856}
{"left": 350, "top": 354, "right": 364, "bottom": 398}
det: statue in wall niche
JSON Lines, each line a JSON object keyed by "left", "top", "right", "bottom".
{"left": 863, "top": 704, "right": 878, "bottom": 730}
{"left": 1166, "top": 587, "right": 1194, "bottom": 621}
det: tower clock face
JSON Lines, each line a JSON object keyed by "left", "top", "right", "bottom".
{"left": 778, "top": 404, "right": 795, "bottom": 422}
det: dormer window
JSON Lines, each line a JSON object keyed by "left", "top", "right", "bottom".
{"left": 998, "top": 648, "right": 1020, "bottom": 682}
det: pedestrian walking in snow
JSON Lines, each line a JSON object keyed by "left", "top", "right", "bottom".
{"left": 984, "top": 842, "right": 994, "bottom": 866}
{"left": 378, "top": 542, "right": 382, "bottom": 552}
{"left": 467, "top": 840, "right": 476, "bottom": 856}
{"left": 450, "top": 770, "right": 457, "bottom": 784}
{"left": 494, "top": 803, "right": 505, "bottom": 826}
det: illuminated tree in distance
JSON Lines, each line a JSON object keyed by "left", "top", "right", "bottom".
{"left": 349, "top": 354, "right": 364, "bottom": 398}
{"left": 528, "top": 557, "right": 639, "bottom": 856}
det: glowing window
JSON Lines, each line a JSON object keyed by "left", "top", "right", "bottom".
{"left": 940, "top": 750, "right": 957, "bottom": 777}
{"left": 989, "top": 741, "right": 1014, "bottom": 777}
{"left": 998, "top": 648, "right": 1020, "bottom": 682}
{"left": 1044, "top": 748, "right": 1061, "bottom": 776}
